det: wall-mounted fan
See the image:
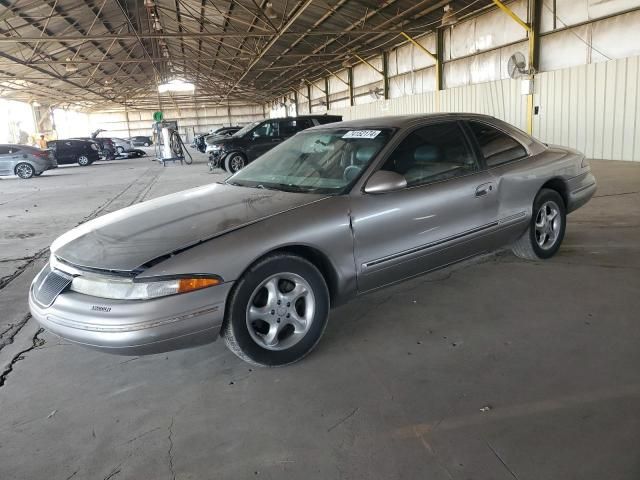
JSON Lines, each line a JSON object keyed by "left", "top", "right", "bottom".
{"left": 369, "top": 87, "right": 384, "bottom": 99}
{"left": 507, "top": 52, "right": 529, "bottom": 78}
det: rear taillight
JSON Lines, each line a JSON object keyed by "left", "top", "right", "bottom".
{"left": 34, "top": 150, "right": 49, "bottom": 158}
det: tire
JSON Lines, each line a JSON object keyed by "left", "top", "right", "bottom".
{"left": 221, "top": 253, "right": 330, "bottom": 367}
{"left": 77, "top": 155, "right": 90, "bottom": 166}
{"left": 224, "top": 152, "right": 246, "bottom": 173}
{"left": 144, "top": 142, "right": 150, "bottom": 147}
{"left": 116, "top": 146, "right": 124, "bottom": 154}
{"left": 512, "top": 188, "right": 566, "bottom": 260}
{"left": 15, "top": 163, "right": 34, "bottom": 179}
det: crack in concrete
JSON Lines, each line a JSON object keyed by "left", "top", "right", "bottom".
{"left": 0, "top": 165, "right": 159, "bottom": 293}
{"left": 64, "top": 470, "right": 78, "bottom": 480}
{"left": 0, "top": 313, "right": 31, "bottom": 352}
{"left": 485, "top": 440, "right": 520, "bottom": 480}
{"left": 0, "top": 327, "right": 44, "bottom": 387}
{"left": 103, "top": 464, "right": 122, "bottom": 480}
{"left": 327, "top": 407, "right": 359, "bottom": 432}
{"left": 0, "top": 248, "right": 49, "bottom": 290}
{"left": 167, "top": 416, "right": 176, "bottom": 480}
{"left": 594, "top": 190, "right": 640, "bottom": 198}
{"left": 0, "top": 256, "right": 34, "bottom": 264}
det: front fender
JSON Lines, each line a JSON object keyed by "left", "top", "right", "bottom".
{"left": 137, "top": 196, "right": 358, "bottom": 305}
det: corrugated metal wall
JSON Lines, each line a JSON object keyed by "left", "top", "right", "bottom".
{"left": 329, "top": 55, "right": 640, "bottom": 161}
{"left": 88, "top": 104, "right": 264, "bottom": 142}
{"left": 329, "top": 78, "right": 528, "bottom": 131}
{"left": 271, "top": 1, "right": 640, "bottom": 161}
{"left": 534, "top": 55, "right": 640, "bottom": 161}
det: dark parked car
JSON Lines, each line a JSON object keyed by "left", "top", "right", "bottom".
{"left": 129, "top": 136, "right": 153, "bottom": 147}
{"left": 75, "top": 137, "right": 116, "bottom": 160}
{"left": 0, "top": 144, "right": 57, "bottom": 179}
{"left": 211, "top": 126, "right": 241, "bottom": 136}
{"left": 208, "top": 115, "right": 342, "bottom": 172}
{"left": 47, "top": 139, "right": 100, "bottom": 166}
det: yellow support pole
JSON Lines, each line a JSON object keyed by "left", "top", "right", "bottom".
{"left": 354, "top": 53, "right": 384, "bottom": 76}
{"left": 400, "top": 31, "right": 439, "bottom": 92}
{"left": 491, "top": 0, "right": 535, "bottom": 135}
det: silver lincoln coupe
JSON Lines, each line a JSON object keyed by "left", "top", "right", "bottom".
{"left": 29, "top": 114, "right": 597, "bottom": 366}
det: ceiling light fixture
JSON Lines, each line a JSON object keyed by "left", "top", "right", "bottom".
{"left": 153, "top": 19, "right": 162, "bottom": 31}
{"left": 144, "top": 0, "right": 155, "bottom": 8}
{"left": 65, "top": 58, "right": 78, "bottom": 73}
{"left": 264, "top": 2, "right": 277, "bottom": 19}
{"left": 158, "top": 79, "right": 195, "bottom": 93}
{"left": 441, "top": 4, "right": 459, "bottom": 27}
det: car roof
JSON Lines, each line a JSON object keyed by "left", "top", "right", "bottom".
{"left": 0, "top": 144, "right": 38, "bottom": 150}
{"left": 304, "top": 113, "right": 505, "bottom": 131}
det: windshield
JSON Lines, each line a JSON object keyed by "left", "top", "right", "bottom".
{"left": 232, "top": 121, "right": 262, "bottom": 138}
{"left": 227, "top": 128, "right": 393, "bottom": 194}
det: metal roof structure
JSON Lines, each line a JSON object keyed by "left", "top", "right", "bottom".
{"left": 0, "top": 0, "right": 493, "bottom": 110}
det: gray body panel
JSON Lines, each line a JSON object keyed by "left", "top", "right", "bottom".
{"left": 0, "top": 144, "right": 57, "bottom": 177}
{"left": 30, "top": 114, "right": 596, "bottom": 354}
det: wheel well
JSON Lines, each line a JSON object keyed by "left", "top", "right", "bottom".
{"left": 541, "top": 178, "right": 568, "bottom": 207}
{"left": 266, "top": 245, "right": 339, "bottom": 305}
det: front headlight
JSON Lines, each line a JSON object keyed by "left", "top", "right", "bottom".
{"left": 69, "top": 275, "right": 221, "bottom": 300}
{"left": 211, "top": 144, "right": 222, "bottom": 151}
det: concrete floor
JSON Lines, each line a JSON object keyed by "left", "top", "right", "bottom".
{"left": 0, "top": 153, "right": 638, "bottom": 480}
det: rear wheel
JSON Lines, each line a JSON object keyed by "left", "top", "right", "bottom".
{"left": 222, "top": 253, "right": 330, "bottom": 366}
{"left": 15, "top": 163, "right": 34, "bottom": 179}
{"left": 512, "top": 188, "right": 566, "bottom": 260}
{"left": 225, "top": 153, "right": 246, "bottom": 173}
{"left": 77, "top": 155, "right": 90, "bottom": 166}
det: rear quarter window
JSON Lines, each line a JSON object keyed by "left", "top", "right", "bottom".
{"left": 467, "top": 121, "right": 527, "bottom": 167}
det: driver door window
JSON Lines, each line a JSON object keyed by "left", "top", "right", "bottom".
{"left": 253, "top": 120, "right": 279, "bottom": 139}
{"left": 381, "top": 122, "right": 478, "bottom": 187}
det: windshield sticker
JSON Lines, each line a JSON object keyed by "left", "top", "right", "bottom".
{"left": 342, "top": 130, "right": 381, "bottom": 139}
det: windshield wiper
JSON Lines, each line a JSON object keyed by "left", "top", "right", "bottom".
{"left": 271, "top": 183, "right": 316, "bottom": 193}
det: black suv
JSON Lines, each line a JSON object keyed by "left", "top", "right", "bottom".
{"left": 208, "top": 115, "right": 342, "bottom": 172}
{"left": 47, "top": 139, "right": 101, "bottom": 166}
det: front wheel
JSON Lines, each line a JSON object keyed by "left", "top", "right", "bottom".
{"left": 224, "top": 153, "right": 246, "bottom": 173}
{"left": 15, "top": 163, "right": 34, "bottom": 179}
{"left": 77, "top": 155, "right": 90, "bottom": 166}
{"left": 512, "top": 188, "right": 566, "bottom": 260}
{"left": 116, "top": 146, "right": 124, "bottom": 154}
{"left": 222, "top": 254, "right": 330, "bottom": 366}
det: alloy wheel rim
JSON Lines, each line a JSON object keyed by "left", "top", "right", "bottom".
{"left": 534, "top": 200, "right": 561, "bottom": 250}
{"left": 231, "top": 156, "right": 244, "bottom": 172}
{"left": 79, "top": 156, "right": 89, "bottom": 165}
{"left": 246, "top": 273, "right": 315, "bottom": 351}
{"left": 17, "top": 164, "right": 32, "bottom": 178}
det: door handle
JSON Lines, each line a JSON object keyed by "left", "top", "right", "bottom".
{"left": 475, "top": 183, "right": 494, "bottom": 197}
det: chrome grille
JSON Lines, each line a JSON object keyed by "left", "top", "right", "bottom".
{"left": 33, "top": 264, "right": 73, "bottom": 307}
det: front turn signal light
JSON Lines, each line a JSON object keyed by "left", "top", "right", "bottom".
{"left": 177, "top": 277, "right": 221, "bottom": 293}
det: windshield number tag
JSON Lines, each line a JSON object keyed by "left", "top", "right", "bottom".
{"left": 342, "top": 130, "right": 381, "bottom": 139}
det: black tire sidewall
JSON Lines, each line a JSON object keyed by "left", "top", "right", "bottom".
{"left": 225, "top": 153, "right": 245, "bottom": 173}
{"left": 226, "top": 256, "right": 329, "bottom": 366}
{"left": 529, "top": 189, "right": 566, "bottom": 259}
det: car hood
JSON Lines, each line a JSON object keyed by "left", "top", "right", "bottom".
{"left": 52, "top": 183, "right": 328, "bottom": 273}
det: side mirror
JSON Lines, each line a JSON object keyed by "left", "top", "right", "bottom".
{"left": 364, "top": 170, "right": 407, "bottom": 194}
